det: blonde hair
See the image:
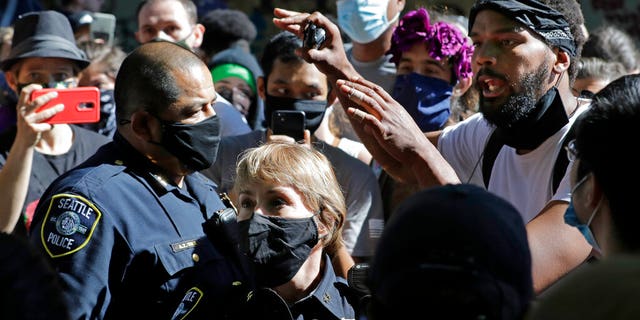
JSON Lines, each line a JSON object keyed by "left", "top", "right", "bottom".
{"left": 233, "top": 142, "right": 346, "bottom": 253}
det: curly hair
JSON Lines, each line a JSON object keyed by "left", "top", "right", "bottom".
{"left": 199, "top": 9, "right": 257, "bottom": 57}
{"left": 387, "top": 8, "right": 474, "bottom": 83}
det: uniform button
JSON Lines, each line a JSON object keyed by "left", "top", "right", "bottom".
{"left": 192, "top": 253, "right": 200, "bottom": 262}
{"left": 323, "top": 292, "right": 331, "bottom": 303}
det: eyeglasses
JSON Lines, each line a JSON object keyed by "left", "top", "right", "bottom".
{"left": 565, "top": 139, "right": 578, "bottom": 162}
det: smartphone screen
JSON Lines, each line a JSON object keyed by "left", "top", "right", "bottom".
{"left": 271, "top": 110, "right": 306, "bottom": 141}
{"left": 31, "top": 87, "right": 101, "bottom": 124}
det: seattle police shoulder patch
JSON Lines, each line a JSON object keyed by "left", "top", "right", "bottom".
{"left": 171, "top": 287, "right": 203, "bottom": 320}
{"left": 40, "top": 194, "right": 102, "bottom": 258}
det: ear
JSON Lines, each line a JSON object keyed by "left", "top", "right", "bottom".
{"left": 257, "top": 76, "right": 266, "bottom": 101}
{"left": 191, "top": 23, "right": 205, "bottom": 49}
{"left": 4, "top": 70, "right": 17, "bottom": 93}
{"left": 553, "top": 49, "right": 571, "bottom": 75}
{"left": 397, "top": 0, "right": 406, "bottom": 12}
{"left": 587, "top": 175, "right": 605, "bottom": 209}
{"left": 130, "top": 110, "right": 157, "bottom": 142}
{"left": 317, "top": 218, "right": 330, "bottom": 239}
{"left": 453, "top": 76, "right": 472, "bottom": 97}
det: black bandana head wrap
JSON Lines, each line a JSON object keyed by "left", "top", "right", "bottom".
{"left": 468, "top": 0, "right": 576, "bottom": 57}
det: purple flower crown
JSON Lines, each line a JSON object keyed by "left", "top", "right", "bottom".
{"left": 388, "top": 8, "right": 474, "bottom": 81}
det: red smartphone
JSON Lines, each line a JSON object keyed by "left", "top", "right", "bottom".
{"left": 31, "top": 87, "right": 101, "bottom": 124}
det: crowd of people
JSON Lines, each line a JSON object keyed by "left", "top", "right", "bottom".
{"left": 1, "top": 0, "right": 639, "bottom": 319}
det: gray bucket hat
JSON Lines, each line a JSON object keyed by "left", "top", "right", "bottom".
{"left": 1, "top": 10, "right": 90, "bottom": 71}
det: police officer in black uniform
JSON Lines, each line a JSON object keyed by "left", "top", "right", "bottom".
{"left": 29, "top": 40, "right": 251, "bottom": 319}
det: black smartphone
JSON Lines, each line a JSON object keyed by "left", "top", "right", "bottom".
{"left": 303, "top": 23, "right": 326, "bottom": 49}
{"left": 271, "top": 110, "right": 306, "bottom": 141}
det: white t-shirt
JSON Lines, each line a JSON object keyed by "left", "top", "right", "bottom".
{"left": 437, "top": 107, "right": 586, "bottom": 223}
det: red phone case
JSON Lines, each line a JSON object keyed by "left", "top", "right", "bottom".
{"left": 31, "top": 87, "right": 101, "bottom": 124}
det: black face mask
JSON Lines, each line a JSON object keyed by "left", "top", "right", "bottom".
{"left": 238, "top": 213, "right": 319, "bottom": 288}
{"left": 264, "top": 94, "right": 326, "bottom": 133}
{"left": 494, "top": 87, "right": 569, "bottom": 150}
{"left": 152, "top": 115, "right": 221, "bottom": 171}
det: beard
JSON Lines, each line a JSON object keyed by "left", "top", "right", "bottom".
{"left": 480, "top": 59, "right": 553, "bottom": 129}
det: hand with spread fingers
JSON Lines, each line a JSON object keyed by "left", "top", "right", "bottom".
{"left": 273, "top": 8, "right": 359, "bottom": 86}
{"left": 337, "top": 77, "right": 459, "bottom": 186}
{"left": 273, "top": 8, "right": 460, "bottom": 186}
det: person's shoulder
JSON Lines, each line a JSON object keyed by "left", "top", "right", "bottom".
{"left": 529, "top": 255, "right": 640, "bottom": 319}
{"left": 441, "top": 112, "right": 491, "bottom": 139}
{"left": 453, "top": 112, "right": 486, "bottom": 128}
{"left": 49, "top": 147, "right": 126, "bottom": 193}
{"left": 212, "top": 130, "right": 263, "bottom": 176}
{"left": 315, "top": 140, "right": 372, "bottom": 171}
{"left": 221, "top": 129, "right": 263, "bottom": 148}
{"left": 70, "top": 124, "right": 111, "bottom": 143}
{"left": 189, "top": 171, "right": 219, "bottom": 190}
{"left": 58, "top": 160, "right": 121, "bottom": 186}
{"left": 313, "top": 255, "right": 358, "bottom": 317}
{"left": 214, "top": 98, "right": 252, "bottom": 137}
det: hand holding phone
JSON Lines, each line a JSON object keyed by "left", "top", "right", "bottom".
{"left": 271, "top": 110, "right": 306, "bottom": 142}
{"left": 303, "top": 23, "right": 326, "bottom": 49}
{"left": 31, "top": 87, "right": 100, "bottom": 124}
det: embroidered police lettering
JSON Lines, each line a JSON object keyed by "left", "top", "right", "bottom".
{"left": 42, "top": 194, "right": 102, "bottom": 258}
{"left": 46, "top": 232, "right": 75, "bottom": 250}
{"left": 184, "top": 290, "right": 198, "bottom": 302}
{"left": 57, "top": 197, "right": 95, "bottom": 219}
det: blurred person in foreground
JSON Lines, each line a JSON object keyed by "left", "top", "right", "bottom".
{"left": 526, "top": 73, "right": 640, "bottom": 319}
{"left": 0, "top": 232, "right": 70, "bottom": 320}
{"left": 367, "top": 184, "right": 532, "bottom": 319}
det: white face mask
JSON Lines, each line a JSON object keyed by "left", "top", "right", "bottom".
{"left": 337, "top": 0, "right": 400, "bottom": 44}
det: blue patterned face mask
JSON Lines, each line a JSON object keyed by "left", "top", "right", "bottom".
{"left": 392, "top": 73, "right": 453, "bottom": 132}
{"left": 337, "top": 0, "right": 399, "bottom": 44}
{"left": 564, "top": 174, "right": 602, "bottom": 250}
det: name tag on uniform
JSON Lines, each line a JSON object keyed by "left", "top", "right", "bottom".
{"left": 171, "top": 240, "right": 198, "bottom": 252}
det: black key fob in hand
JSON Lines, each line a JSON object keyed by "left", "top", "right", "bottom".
{"left": 303, "top": 23, "right": 326, "bottom": 49}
